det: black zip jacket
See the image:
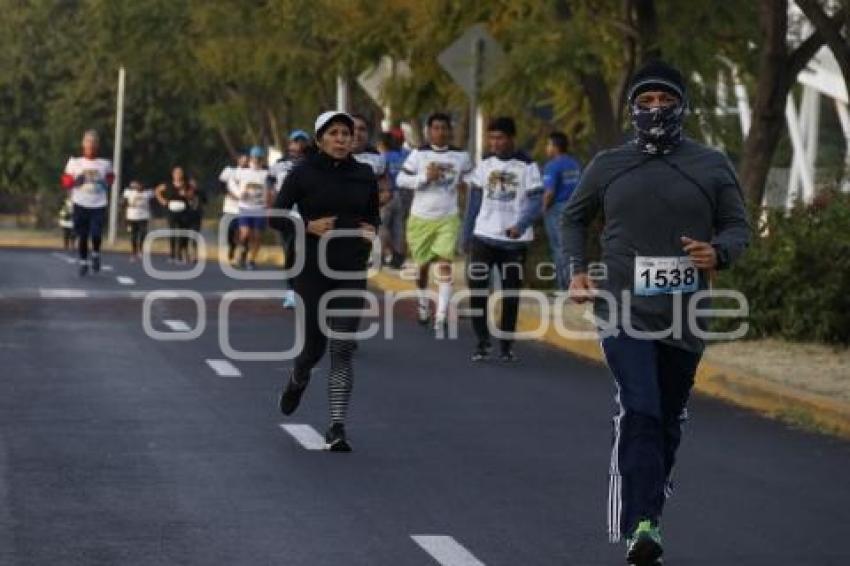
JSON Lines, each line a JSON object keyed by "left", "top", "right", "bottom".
{"left": 272, "top": 151, "right": 380, "bottom": 273}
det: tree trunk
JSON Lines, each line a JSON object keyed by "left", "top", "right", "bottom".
{"left": 738, "top": 0, "right": 825, "bottom": 209}
{"left": 580, "top": 69, "right": 622, "bottom": 150}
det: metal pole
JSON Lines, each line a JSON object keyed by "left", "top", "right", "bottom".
{"left": 108, "top": 66, "right": 125, "bottom": 246}
{"left": 336, "top": 75, "right": 349, "bottom": 112}
{"left": 469, "top": 38, "right": 485, "bottom": 162}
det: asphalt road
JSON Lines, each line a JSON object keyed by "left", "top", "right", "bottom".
{"left": 0, "top": 246, "right": 848, "bottom": 566}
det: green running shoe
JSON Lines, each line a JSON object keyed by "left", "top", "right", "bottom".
{"left": 626, "top": 519, "right": 663, "bottom": 565}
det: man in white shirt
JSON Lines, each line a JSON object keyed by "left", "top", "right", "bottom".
{"left": 396, "top": 113, "right": 473, "bottom": 335}
{"left": 229, "top": 146, "right": 273, "bottom": 270}
{"left": 60, "top": 130, "right": 114, "bottom": 276}
{"left": 462, "top": 116, "right": 544, "bottom": 362}
{"left": 219, "top": 154, "right": 248, "bottom": 263}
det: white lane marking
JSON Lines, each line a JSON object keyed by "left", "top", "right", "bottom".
{"left": 51, "top": 252, "right": 76, "bottom": 264}
{"left": 101, "top": 265, "right": 114, "bottom": 272}
{"left": 39, "top": 288, "right": 88, "bottom": 299}
{"left": 163, "top": 319, "right": 191, "bottom": 332}
{"left": 279, "top": 424, "right": 326, "bottom": 451}
{"left": 205, "top": 359, "right": 242, "bottom": 377}
{"left": 411, "top": 536, "right": 486, "bottom": 566}
{"left": 116, "top": 276, "right": 136, "bottom": 286}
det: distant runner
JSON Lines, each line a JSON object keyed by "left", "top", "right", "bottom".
{"left": 462, "top": 116, "right": 543, "bottom": 362}
{"left": 230, "top": 146, "right": 274, "bottom": 270}
{"left": 270, "top": 130, "right": 311, "bottom": 308}
{"left": 219, "top": 154, "right": 249, "bottom": 263}
{"left": 122, "top": 180, "right": 154, "bottom": 262}
{"left": 396, "top": 112, "right": 473, "bottom": 335}
{"left": 60, "top": 130, "right": 114, "bottom": 276}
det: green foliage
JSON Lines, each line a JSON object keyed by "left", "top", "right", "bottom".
{"left": 715, "top": 189, "right": 850, "bottom": 345}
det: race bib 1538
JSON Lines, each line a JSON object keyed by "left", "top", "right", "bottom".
{"left": 634, "top": 256, "right": 698, "bottom": 296}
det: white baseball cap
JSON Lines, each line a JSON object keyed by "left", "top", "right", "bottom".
{"left": 314, "top": 110, "right": 354, "bottom": 136}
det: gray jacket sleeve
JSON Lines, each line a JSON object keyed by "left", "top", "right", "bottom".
{"left": 561, "top": 154, "right": 604, "bottom": 275}
{"left": 711, "top": 158, "right": 751, "bottom": 269}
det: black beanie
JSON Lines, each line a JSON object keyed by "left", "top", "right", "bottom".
{"left": 627, "top": 60, "right": 686, "bottom": 104}
{"left": 487, "top": 116, "right": 516, "bottom": 137}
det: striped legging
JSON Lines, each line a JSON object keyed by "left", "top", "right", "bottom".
{"left": 327, "top": 319, "right": 358, "bottom": 423}
{"left": 293, "top": 271, "right": 365, "bottom": 425}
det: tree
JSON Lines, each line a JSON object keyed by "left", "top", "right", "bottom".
{"left": 737, "top": 0, "right": 847, "bottom": 210}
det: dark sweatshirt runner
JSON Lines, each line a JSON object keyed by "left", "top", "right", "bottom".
{"left": 273, "top": 151, "right": 380, "bottom": 274}
{"left": 561, "top": 138, "right": 750, "bottom": 352}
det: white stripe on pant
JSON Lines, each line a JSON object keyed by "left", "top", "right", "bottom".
{"left": 603, "top": 343, "right": 625, "bottom": 543}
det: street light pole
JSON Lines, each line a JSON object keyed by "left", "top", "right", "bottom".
{"left": 108, "top": 66, "right": 126, "bottom": 246}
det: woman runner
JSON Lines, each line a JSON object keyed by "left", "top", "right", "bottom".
{"left": 272, "top": 110, "right": 380, "bottom": 452}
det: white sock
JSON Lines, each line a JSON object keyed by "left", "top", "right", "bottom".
{"left": 436, "top": 281, "right": 452, "bottom": 321}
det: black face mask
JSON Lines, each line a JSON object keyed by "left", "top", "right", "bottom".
{"left": 630, "top": 103, "right": 684, "bottom": 155}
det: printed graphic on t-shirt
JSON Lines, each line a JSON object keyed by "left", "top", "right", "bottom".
{"left": 431, "top": 161, "right": 458, "bottom": 189}
{"left": 81, "top": 169, "right": 105, "bottom": 193}
{"left": 242, "top": 183, "right": 266, "bottom": 207}
{"left": 485, "top": 170, "right": 519, "bottom": 201}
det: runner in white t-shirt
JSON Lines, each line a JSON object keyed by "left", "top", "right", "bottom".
{"left": 60, "top": 130, "right": 114, "bottom": 276}
{"left": 230, "top": 146, "right": 273, "bottom": 269}
{"left": 396, "top": 113, "right": 473, "bottom": 335}
{"left": 269, "top": 130, "right": 311, "bottom": 308}
{"left": 218, "top": 154, "right": 248, "bottom": 263}
{"left": 122, "top": 180, "right": 154, "bottom": 261}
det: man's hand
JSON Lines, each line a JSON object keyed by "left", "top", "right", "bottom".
{"left": 568, "top": 272, "right": 597, "bottom": 304}
{"left": 681, "top": 236, "right": 717, "bottom": 270}
{"left": 307, "top": 216, "right": 337, "bottom": 237}
{"left": 505, "top": 226, "right": 522, "bottom": 239}
{"left": 425, "top": 162, "right": 441, "bottom": 183}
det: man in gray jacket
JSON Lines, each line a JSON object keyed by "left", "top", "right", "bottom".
{"left": 562, "top": 60, "right": 750, "bottom": 565}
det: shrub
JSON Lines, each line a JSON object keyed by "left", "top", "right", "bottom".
{"left": 714, "top": 189, "right": 850, "bottom": 345}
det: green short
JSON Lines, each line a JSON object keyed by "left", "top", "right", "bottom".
{"left": 406, "top": 214, "right": 460, "bottom": 265}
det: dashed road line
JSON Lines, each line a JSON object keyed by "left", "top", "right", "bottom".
{"left": 163, "top": 319, "right": 191, "bottom": 332}
{"left": 116, "top": 276, "right": 136, "bottom": 285}
{"left": 279, "top": 424, "right": 326, "bottom": 450}
{"left": 39, "top": 288, "right": 89, "bottom": 299}
{"left": 411, "top": 535, "right": 486, "bottom": 566}
{"left": 205, "top": 359, "right": 242, "bottom": 377}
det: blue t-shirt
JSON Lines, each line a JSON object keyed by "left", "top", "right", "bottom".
{"left": 383, "top": 149, "right": 409, "bottom": 192}
{"left": 543, "top": 155, "right": 581, "bottom": 203}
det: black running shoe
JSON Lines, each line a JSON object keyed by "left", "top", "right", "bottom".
{"left": 79, "top": 261, "right": 88, "bottom": 277}
{"left": 91, "top": 254, "right": 101, "bottom": 273}
{"left": 325, "top": 423, "right": 352, "bottom": 452}
{"left": 278, "top": 375, "right": 307, "bottom": 416}
{"left": 417, "top": 305, "right": 432, "bottom": 327}
{"left": 499, "top": 348, "right": 517, "bottom": 363}
{"left": 471, "top": 340, "right": 491, "bottom": 362}
{"left": 626, "top": 520, "right": 663, "bottom": 565}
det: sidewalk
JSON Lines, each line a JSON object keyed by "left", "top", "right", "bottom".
{"left": 3, "top": 225, "right": 848, "bottom": 437}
